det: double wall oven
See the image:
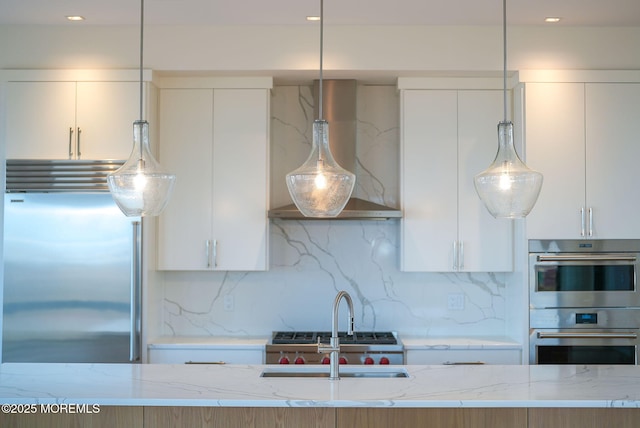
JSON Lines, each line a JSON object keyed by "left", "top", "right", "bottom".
{"left": 529, "top": 239, "right": 640, "bottom": 365}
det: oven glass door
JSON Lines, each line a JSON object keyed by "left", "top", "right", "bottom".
{"left": 530, "top": 253, "right": 639, "bottom": 308}
{"left": 537, "top": 345, "right": 635, "bottom": 364}
{"left": 530, "top": 329, "right": 638, "bottom": 365}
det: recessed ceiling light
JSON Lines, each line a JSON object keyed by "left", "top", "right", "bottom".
{"left": 306, "top": 16, "right": 321, "bottom": 21}
{"left": 544, "top": 17, "right": 561, "bottom": 23}
{"left": 66, "top": 15, "right": 85, "bottom": 22}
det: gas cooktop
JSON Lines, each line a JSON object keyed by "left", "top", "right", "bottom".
{"left": 271, "top": 331, "right": 397, "bottom": 345}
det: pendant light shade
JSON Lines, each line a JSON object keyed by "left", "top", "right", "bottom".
{"left": 474, "top": 121, "right": 542, "bottom": 218}
{"left": 474, "top": 0, "right": 542, "bottom": 218}
{"left": 108, "top": 120, "right": 176, "bottom": 216}
{"left": 108, "top": 0, "right": 176, "bottom": 217}
{"left": 285, "top": 0, "right": 355, "bottom": 217}
{"left": 286, "top": 120, "right": 355, "bottom": 217}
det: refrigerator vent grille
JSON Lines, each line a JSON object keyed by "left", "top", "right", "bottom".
{"left": 6, "top": 160, "right": 125, "bottom": 192}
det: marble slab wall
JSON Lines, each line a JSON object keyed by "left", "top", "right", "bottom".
{"left": 161, "top": 84, "right": 510, "bottom": 339}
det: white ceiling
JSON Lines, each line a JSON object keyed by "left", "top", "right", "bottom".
{"left": 1, "top": 0, "right": 640, "bottom": 27}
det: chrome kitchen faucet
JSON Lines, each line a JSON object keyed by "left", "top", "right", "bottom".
{"left": 317, "top": 290, "right": 355, "bottom": 380}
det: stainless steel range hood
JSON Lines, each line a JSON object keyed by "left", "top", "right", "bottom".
{"left": 269, "top": 80, "right": 402, "bottom": 220}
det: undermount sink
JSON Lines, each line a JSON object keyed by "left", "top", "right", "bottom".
{"left": 260, "top": 366, "right": 409, "bottom": 378}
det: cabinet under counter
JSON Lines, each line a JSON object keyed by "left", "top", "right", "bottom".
{"left": 147, "top": 336, "right": 267, "bottom": 364}
{"left": 403, "top": 336, "right": 522, "bottom": 365}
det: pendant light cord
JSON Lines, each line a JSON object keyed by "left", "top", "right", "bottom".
{"left": 139, "top": 0, "right": 145, "bottom": 122}
{"left": 137, "top": 0, "right": 145, "bottom": 162}
{"left": 318, "top": 0, "right": 324, "bottom": 121}
{"left": 502, "top": 0, "right": 507, "bottom": 122}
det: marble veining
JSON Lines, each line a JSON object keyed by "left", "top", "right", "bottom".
{"left": 1, "top": 363, "right": 640, "bottom": 408}
{"left": 160, "top": 84, "right": 517, "bottom": 340}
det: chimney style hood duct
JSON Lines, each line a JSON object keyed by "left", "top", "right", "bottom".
{"left": 269, "top": 80, "right": 402, "bottom": 220}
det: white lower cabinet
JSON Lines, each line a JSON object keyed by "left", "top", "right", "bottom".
{"left": 405, "top": 349, "right": 522, "bottom": 365}
{"left": 147, "top": 347, "right": 264, "bottom": 364}
{"left": 157, "top": 81, "right": 271, "bottom": 271}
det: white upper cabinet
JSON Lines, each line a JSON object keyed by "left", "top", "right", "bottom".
{"left": 585, "top": 83, "right": 640, "bottom": 239}
{"left": 525, "top": 80, "right": 640, "bottom": 239}
{"left": 400, "top": 81, "right": 513, "bottom": 272}
{"left": 157, "top": 81, "right": 271, "bottom": 271}
{"left": 157, "top": 89, "right": 214, "bottom": 270}
{"left": 5, "top": 79, "right": 139, "bottom": 160}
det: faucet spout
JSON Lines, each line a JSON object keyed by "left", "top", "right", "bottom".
{"left": 333, "top": 290, "right": 354, "bottom": 337}
{"left": 317, "top": 290, "right": 355, "bottom": 380}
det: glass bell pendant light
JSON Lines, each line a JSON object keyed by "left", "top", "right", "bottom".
{"left": 285, "top": 0, "right": 355, "bottom": 217}
{"left": 108, "top": 0, "right": 176, "bottom": 217}
{"left": 286, "top": 119, "right": 355, "bottom": 217}
{"left": 474, "top": 121, "right": 542, "bottom": 218}
{"left": 108, "top": 120, "right": 175, "bottom": 216}
{"left": 473, "top": 0, "right": 542, "bottom": 219}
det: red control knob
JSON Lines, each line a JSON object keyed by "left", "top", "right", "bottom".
{"left": 279, "top": 356, "right": 290, "bottom": 364}
{"left": 339, "top": 356, "right": 348, "bottom": 365}
{"left": 364, "top": 357, "right": 375, "bottom": 365}
{"left": 294, "top": 356, "right": 305, "bottom": 364}
{"left": 379, "top": 357, "right": 390, "bottom": 365}
{"left": 321, "top": 356, "right": 330, "bottom": 365}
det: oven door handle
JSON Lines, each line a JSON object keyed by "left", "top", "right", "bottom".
{"left": 536, "top": 254, "right": 637, "bottom": 263}
{"left": 537, "top": 332, "right": 638, "bottom": 339}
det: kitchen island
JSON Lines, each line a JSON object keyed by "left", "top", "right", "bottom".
{"left": 1, "top": 363, "right": 639, "bottom": 427}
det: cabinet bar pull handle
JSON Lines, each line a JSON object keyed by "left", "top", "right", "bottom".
{"left": 206, "top": 240, "right": 212, "bottom": 268}
{"left": 452, "top": 241, "right": 458, "bottom": 271}
{"left": 68, "top": 127, "right": 74, "bottom": 159}
{"left": 588, "top": 207, "right": 593, "bottom": 237}
{"left": 213, "top": 239, "right": 218, "bottom": 268}
{"left": 580, "top": 207, "right": 586, "bottom": 237}
{"left": 459, "top": 240, "right": 464, "bottom": 270}
{"left": 76, "top": 127, "right": 82, "bottom": 158}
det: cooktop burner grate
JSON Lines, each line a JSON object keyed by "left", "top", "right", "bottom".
{"left": 271, "top": 331, "right": 397, "bottom": 345}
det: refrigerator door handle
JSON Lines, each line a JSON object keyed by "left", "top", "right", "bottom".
{"left": 130, "top": 221, "right": 142, "bottom": 362}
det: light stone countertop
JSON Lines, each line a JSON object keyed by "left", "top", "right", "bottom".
{"left": 1, "top": 363, "right": 639, "bottom": 408}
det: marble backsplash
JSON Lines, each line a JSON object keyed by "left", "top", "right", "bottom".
{"left": 160, "top": 84, "right": 512, "bottom": 339}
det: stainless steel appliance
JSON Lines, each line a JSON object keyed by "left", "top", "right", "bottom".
{"left": 265, "top": 331, "right": 404, "bottom": 365}
{"left": 530, "top": 308, "right": 640, "bottom": 364}
{"left": 529, "top": 239, "right": 640, "bottom": 365}
{"left": 2, "top": 160, "right": 142, "bottom": 363}
{"left": 529, "top": 239, "right": 640, "bottom": 309}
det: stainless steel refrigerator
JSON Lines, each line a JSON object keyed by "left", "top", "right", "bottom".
{"left": 2, "top": 160, "right": 141, "bottom": 363}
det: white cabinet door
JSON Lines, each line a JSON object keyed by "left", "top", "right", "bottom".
{"left": 6, "top": 81, "right": 139, "bottom": 160}
{"left": 585, "top": 83, "right": 640, "bottom": 239}
{"left": 157, "top": 88, "right": 269, "bottom": 271}
{"left": 401, "top": 90, "right": 458, "bottom": 271}
{"left": 75, "top": 81, "right": 140, "bottom": 160}
{"left": 525, "top": 82, "right": 586, "bottom": 239}
{"left": 458, "top": 90, "right": 513, "bottom": 272}
{"left": 526, "top": 82, "right": 640, "bottom": 240}
{"left": 157, "top": 89, "right": 214, "bottom": 270}
{"left": 211, "top": 89, "right": 269, "bottom": 271}
{"left": 6, "top": 82, "right": 76, "bottom": 159}
{"left": 401, "top": 89, "right": 512, "bottom": 272}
